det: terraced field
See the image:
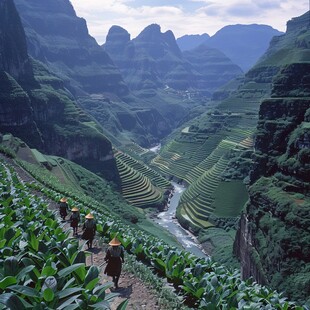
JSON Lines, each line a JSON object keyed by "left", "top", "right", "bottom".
{"left": 179, "top": 156, "right": 230, "bottom": 228}
{"left": 151, "top": 113, "right": 257, "bottom": 228}
{"left": 148, "top": 78, "right": 273, "bottom": 228}
{"left": 122, "top": 142, "right": 150, "bottom": 156}
{"left": 115, "top": 151, "right": 170, "bottom": 208}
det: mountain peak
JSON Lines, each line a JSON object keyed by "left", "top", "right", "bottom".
{"left": 286, "top": 10, "right": 310, "bottom": 33}
{"left": 106, "top": 25, "right": 131, "bottom": 44}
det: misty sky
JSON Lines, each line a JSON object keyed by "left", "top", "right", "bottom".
{"left": 69, "top": 0, "right": 309, "bottom": 44}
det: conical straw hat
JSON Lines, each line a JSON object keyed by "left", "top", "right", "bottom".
{"left": 60, "top": 197, "right": 67, "bottom": 202}
{"left": 71, "top": 207, "right": 79, "bottom": 212}
{"left": 109, "top": 236, "right": 121, "bottom": 246}
{"left": 85, "top": 213, "right": 94, "bottom": 219}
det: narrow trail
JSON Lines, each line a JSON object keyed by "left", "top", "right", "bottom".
{"left": 1, "top": 155, "right": 161, "bottom": 310}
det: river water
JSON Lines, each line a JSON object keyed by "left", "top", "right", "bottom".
{"left": 154, "top": 182, "right": 209, "bottom": 258}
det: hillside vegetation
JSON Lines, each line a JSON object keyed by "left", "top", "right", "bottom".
{"left": 0, "top": 150, "right": 306, "bottom": 309}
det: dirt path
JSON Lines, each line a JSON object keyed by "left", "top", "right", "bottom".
{"left": 1, "top": 155, "right": 161, "bottom": 310}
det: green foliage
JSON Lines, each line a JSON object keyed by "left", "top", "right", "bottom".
{"left": 213, "top": 180, "right": 248, "bottom": 217}
{"left": 0, "top": 145, "right": 16, "bottom": 158}
{"left": 247, "top": 177, "right": 310, "bottom": 305}
{"left": 198, "top": 227, "right": 240, "bottom": 269}
{"left": 0, "top": 160, "right": 116, "bottom": 309}
{"left": 0, "top": 155, "right": 306, "bottom": 309}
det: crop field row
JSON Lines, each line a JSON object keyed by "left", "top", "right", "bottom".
{"left": 0, "top": 160, "right": 119, "bottom": 309}
{"left": 151, "top": 132, "right": 228, "bottom": 179}
{"left": 151, "top": 152, "right": 192, "bottom": 179}
{"left": 1, "top": 156, "right": 301, "bottom": 309}
{"left": 184, "top": 140, "right": 232, "bottom": 184}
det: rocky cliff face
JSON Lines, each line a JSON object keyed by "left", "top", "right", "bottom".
{"left": 14, "top": 0, "right": 128, "bottom": 96}
{"left": 0, "top": 0, "right": 119, "bottom": 183}
{"left": 12, "top": 0, "right": 184, "bottom": 146}
{"left": 234, "top": 12, "right": 310, "bottom": 305}
{"left": 0, "top": 0, "right": 33, "bottom": 82}
{"left": 0, "top": 0, "right": 42, "bottom": 145}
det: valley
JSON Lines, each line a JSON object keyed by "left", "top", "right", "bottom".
{"left": 0, "top": 0, "right": 309, "bottom": 308}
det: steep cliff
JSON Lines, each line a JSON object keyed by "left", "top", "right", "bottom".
{"left": 14, "top": 0, "right": 128, "bottom": 96}
{"left": 0, "top": 0, "right": 119, "bottom": 183}
{"left": 234, "top": 11, "right": 310, "bottom": 305}
{"left": 12, "top": 0, "right": 189, "bottom": 146}
{"left": 0, "top": 0, "right": 33, "bottom": 82}
{"left": 0, "top": 0, "right": 42, "bottom": 145}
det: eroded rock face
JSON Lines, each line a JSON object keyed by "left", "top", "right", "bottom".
{"left": 0, "top": 0, "right": 33, "bottom": 82}
{"left": 234, "top": 12, "right": 310, "bottom": 304}
{"left": 0, "top": 0, "right": 41, "bottom": 146}
{"left": 0, "top": 0, "right": 119, "bottom": 183}
{"left": 14, "top": 0, "right": 128, "bottom": 96}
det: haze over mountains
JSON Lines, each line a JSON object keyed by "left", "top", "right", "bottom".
{"left": 177, "top": 24, "right": 283, "bottom": 71}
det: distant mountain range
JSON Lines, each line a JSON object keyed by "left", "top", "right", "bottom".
{"left": 103, "top": 23, "right": 242, "bottom": 95}
{"left": 177, "top": 24, "right": 283, "bottom": 71}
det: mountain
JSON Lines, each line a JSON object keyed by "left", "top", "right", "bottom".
{"left": 183, "top": 44, "right": 243, "bottom": 93}
{"left": 0, "top": 0, "right": 41, "bottom": 145}
{"left": 13, "top": 0, "right": 128, "bottom": 97}
{"left": 0, "top": 0, "right": 33, "bottom": 83}
{"left": 104, "top": 24, "right": 199, "bottom": 91}
{"left": 0, "top": 0, "right": 119, "bottom": 183}
{"left": 205, "top": 24, "right": 283, "bottom": 72}
{"left": 234, "top": 11, "right": 310, "bottom": 304}
{"left": 177, "top": 33, "right": 210, "bottom": 51}
{"left": 104, "top": 24, "right": 242, "bottom": 95}
{"left": 12, "top": 1, "right": 186, "bottom": 147}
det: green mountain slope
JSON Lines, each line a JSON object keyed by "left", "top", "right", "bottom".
{"left": 0, "top": 0, "right": 119, "bottom": 183}
{"left": 235, "top": 45, "right": 310, "bottom": 306}
{"left": 151, "top": 11, "right": 309, "bottom": 230}
{"left": 14, "top": 0, "right": 128, "bottom": 96}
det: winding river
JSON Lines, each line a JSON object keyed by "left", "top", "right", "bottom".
{"left": 149, "top": 144, "right": 208, "bottom": 258}
{"left": 154, "top": 182, "right": 209, "bottom": 258}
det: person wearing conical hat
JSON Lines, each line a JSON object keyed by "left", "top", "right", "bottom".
{"left": 59, "top": 197, "right": 69, "bottom": 221}
{"left": 69, "top": 207, "right": 80, "bottom": 236}
{"left": 81, "top": 213, "right": 96, "bottom": 249}
{"left": 104, "top": 236, "right": 124, "bottom": 289}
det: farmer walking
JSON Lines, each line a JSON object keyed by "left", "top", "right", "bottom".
{"left": 59, "top": 197, "right": 69, "bottom": 221}
{"left": 69, "top": 207, "right": 80, "bottom": 235}
{"left": 82, "top": 213, "right": 96, "bottom": 249}
{"left": 104, "top": 236, "right": 124, "bottom": 289}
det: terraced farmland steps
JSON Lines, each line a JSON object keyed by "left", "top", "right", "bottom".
{"left": 115, "top": 152, "right": 165, "bottom": 208}
{"left": 179, "top": 156, "right": 230, "bottom": 228}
